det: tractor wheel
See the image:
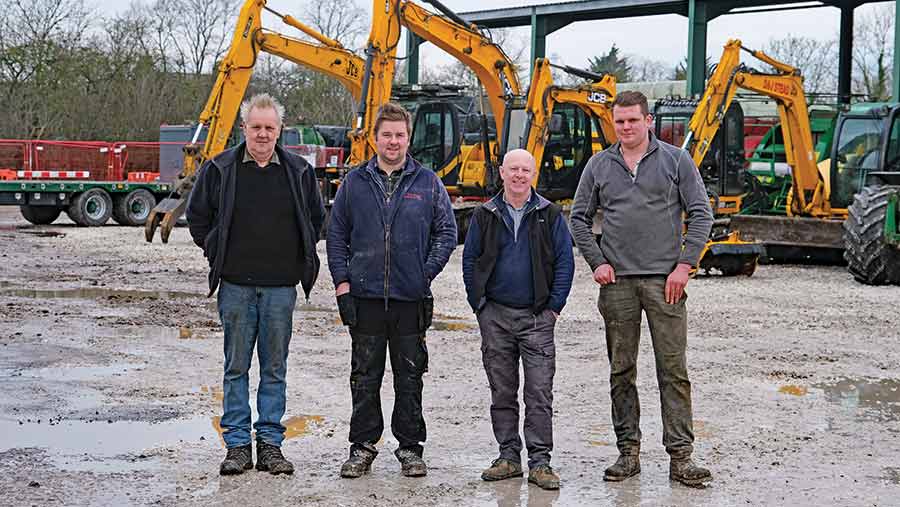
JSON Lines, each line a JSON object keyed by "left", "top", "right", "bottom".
{"left": 19, "top": 205, "right": 61, "bottom": 225}
{"left": 112, "top": 189, "right": 156, "bottom": 226}
{"left": 843, "top": 185, "right": 900, "bottom": 285}
{"left": 67, "top": 188, "right": 113, "bottom": 227}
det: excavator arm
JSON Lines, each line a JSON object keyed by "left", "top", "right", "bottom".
{"left": 145, "top": 0, "right": 366, "bottom": 243}
{"left": 522, "top": 58, "right": 616, "bottom": 186}
{"left": 683, "top": 39, "right": 826, "bottom": 217}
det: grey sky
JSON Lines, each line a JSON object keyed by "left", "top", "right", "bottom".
{"left": 97, "top": 0, "right": 892, "bottom": 71}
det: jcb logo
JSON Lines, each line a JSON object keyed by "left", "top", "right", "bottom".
{"left": 587, "top": 91, "right": 608, "bottom": 104}
{"left": 346, "top": 60, "right": 360, "bottom": 79}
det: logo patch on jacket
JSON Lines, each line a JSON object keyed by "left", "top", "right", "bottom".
{"left": 403, "top": 192, "right": 423, "bottom": 201}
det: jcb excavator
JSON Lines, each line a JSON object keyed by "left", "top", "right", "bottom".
{"left": 145, "top": 0, "right": 367, "bottom": 243}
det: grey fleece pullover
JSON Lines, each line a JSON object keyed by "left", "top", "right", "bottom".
{"left": 569, "top": 133, "right": 713, "bottom": 275}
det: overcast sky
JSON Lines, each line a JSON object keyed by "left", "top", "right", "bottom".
{"left": 99, "top": 0, "right": 893, "bottom": 71}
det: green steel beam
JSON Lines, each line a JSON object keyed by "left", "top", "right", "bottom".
{"left": 838, "top": 6, "right": 854, "bottom": 104}
{"left": 687, "top": 0, "right": 708, "bottom": 96}
{"left": 406, "top": 32, "right": 422, "bottom": 85}
{"left": 530, "top": 10, "right": 546, "bottom": 75}
{"left": 894, "top": 0, "right": 900, "bottom": 101}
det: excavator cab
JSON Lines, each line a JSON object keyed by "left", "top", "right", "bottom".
{"left": 654, "top": 98, "right": 746, "bottom": 214}
{"left": 536, "top": 103, "right": 598, "bottom": 201}
{"left": 409, "top": 102, "right": 461, "bottom": 180}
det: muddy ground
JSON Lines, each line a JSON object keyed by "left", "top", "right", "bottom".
{"left": 0, "top": 205, "right": 898, "bottom": 507}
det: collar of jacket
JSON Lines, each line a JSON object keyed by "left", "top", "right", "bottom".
{"left": 607, "top": 130, "right": 661, "bottom": 165}
{"left": 484, "top": 188, "right": 550, "bottom": 216}
{"left": 363, "top": 154, "right": 419, "bottom": 179}
{"left": 209, "top": 142, "right": 295, "bottom": 174}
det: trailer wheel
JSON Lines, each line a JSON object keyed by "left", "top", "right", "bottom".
{"left": 19, "top": 205, "right": 61, "bottom": 225}
{"left": 67, "top": 188, "right": 113, "bottom": 226}
{"left": 112, "top": 189, "right": 156, "bottom": 226}
{"left": 843, "top": 185, "right": 900, "bottom": 285}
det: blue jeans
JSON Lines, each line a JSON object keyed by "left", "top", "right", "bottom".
{"left": 217, "top": 280, "right": 297, "bottom": 448}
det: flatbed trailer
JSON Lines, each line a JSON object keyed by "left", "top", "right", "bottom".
{"left": 0, "top": 179, "right": 172, "bottom": 226}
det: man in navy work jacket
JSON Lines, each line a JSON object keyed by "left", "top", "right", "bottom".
{"left": 569, "top": 90, "right": 714, "bottom": 487}
{"left": 326, "top": 102, "right": 457, "bottom": 478}
{"left": 462, "top": 148, "right": 574, "bottom": 490}
{"left": 186, "top": 93, "right": 325, "bottom": 476}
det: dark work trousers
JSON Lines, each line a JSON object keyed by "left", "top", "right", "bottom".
{"left": 348, "top": 297, "right": 429, "bottom": 457}
{"left": 477, "top": 301, "right": 557, "bottom": 468}
{"left": 597, "top": 275, "right": 694, "bottom": 459}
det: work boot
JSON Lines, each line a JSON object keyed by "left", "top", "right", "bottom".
{"left": 219, "top": 444, "right": 253, "bottom": 475}
{"left": 670, "top": 458, "right": 712, "bottom": 487}
{"left": 395, "top": 448, "right": 427, "bottom": 477}
{"left": 481, "top": 458, "right": 524, "bottom": 481}
{"left": 528, "top": 464, "right": 560, "bottom": 490}
{"left": 603, "top": 454, "right": 641, "bottom": 482}
{"left": 340, "top": 445, "right": 377, "bottom": 478}
{"left": 255, "top": 440, "right": 294, "bottom": 475}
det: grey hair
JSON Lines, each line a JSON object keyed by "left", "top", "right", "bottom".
{"left": 239, "top": 93, "right": 285, "bottom": 125}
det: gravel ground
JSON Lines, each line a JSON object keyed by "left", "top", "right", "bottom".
{"left": 0, "top": 206, "right": 898, "bottom": 506}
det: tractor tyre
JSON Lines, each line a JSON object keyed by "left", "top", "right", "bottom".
{"left": 19, "top": 205, "right": 61, "bottom": 225}
{"left": 843, "top": 185, "right": 900, "bottom": 285}
{"left": 112, "top": 189, "right": 156, "bottom": 226}
{"left": 67, "top": 188, "right": 113, "bottom": 227}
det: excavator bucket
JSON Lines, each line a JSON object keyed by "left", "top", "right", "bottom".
{"left": 144, "top": 196, "right": 188, "bottom": 244}
{"left": 697, "top": 232, "right": 765, "bottom": 276}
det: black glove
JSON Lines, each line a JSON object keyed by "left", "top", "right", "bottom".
{"left": 418, "top": 295, "right": 434, "bottom": 331}
{"left": 337, "top": 293, "right": 357, "bottom": 327}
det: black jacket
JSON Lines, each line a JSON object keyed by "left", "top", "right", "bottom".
{"left": 186, "top": 142, "right": 326, "bottom": 297}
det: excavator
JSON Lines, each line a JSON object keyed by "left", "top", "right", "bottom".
{"left": 656, "top": 39, "right": 848, "bottom": 271}
{"left": 145, "top": 0, "right": 368, "bottom": 243}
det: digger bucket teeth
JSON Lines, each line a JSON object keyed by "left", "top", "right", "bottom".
{"left": 144, "top": 196, "right": 188, "bottom": 244}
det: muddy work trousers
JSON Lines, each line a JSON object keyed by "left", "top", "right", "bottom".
{"left": 348, "top": 297, "right": 429, "bottom": 457}
{"left": 597, "top": 276, "right": 694, "bottom": 459}
{"left": 477, "top": 301, "right": 557, "bottom": 468}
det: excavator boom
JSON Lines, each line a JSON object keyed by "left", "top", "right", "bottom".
{"left": 145, "top": 0, "right": 366, "bottom": 243}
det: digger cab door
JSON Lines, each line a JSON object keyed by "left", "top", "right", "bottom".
{"left": 536, "top": 103, "right": 596, "bottom": 201}
{"left": 409, "top": 102, "right": 461, "bottom": 184}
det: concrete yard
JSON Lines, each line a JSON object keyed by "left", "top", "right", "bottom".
{"left": 0, "top": 206, "right": 898, "bottom": 506}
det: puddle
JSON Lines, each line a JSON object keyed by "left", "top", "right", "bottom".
{"left": 431, "top": 320, "right": 477, "bottom": 332}
{"left": 17, "top": 229, "right": 66, "bottom": 237}
{"left": 779, "top": 384, "right": 809, "bottom": 396}
{"left": 296, "top": 304, "right": 335, "bottom": 313}
{"left": 210, "top": 414, "right": 324, "bottom": 447}
{"left": 816, "top": 377, "right": 900, "bottom": 421}
{"left": 21, "top": 364, "right": 142, "bottom": 382}
{"left": 0, "top": 287, "right": 201, "bottom": 300}
{"left": 0, "top": 416, "right": 215, "bottom": 456}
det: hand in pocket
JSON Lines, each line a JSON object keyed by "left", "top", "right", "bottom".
{"left": 337, "top": 293, "right": 357, "bottom": 327}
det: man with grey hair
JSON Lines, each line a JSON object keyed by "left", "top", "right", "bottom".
{"left": 462, "top": 149, "right": 574, "bottom": 490}
{"left": 187, "top": 93, "right": 325, "bottom": 476}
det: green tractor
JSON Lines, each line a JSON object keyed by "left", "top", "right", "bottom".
{"left": 833, "top": 103, "right": 900, "bottom": 285}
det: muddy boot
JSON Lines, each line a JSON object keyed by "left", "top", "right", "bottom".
{"left": 340, "top": 444, "right": 377, "bottom": 478}
{"left": 603, "top": 454, "right": 641, "bottom": 482}
{"left": 481, "top": 458, "right": 524, "bottom": 481}
{"left": 219, "top": 444, "right": 253, "bottom": 475}
{"left": 528, "top": 464, "right": 560, "bottom": 490}
{"left": 670, "top": 458, "right": 712, "bottom": 487}
{"left": 255, "top": 440, "right": 294, "bottom": 475}
{"left": 395, "top": 448, "right": 427, "bottom": 477}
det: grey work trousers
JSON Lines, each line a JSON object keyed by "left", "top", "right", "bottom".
{"left": 597, "top": 276, "right": 694, "bottom": 459}
{"left": 477, "top": 301, "right": 557, "bottom": 468}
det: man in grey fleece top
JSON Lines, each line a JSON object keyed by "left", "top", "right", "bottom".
{"left": 569, "top": 90, "right": 714, "bottom": 487}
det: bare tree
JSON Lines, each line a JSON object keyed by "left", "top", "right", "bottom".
{"left": 301, "top": 0, "right": 367, "bottom": 48}
{"left": 764, "top": 34, "right": 838, "bottom": 96}
{"left": 142, "top": 0, "right": 238, "bottom": 75}
{"left": 853, "top": 3, "right": 894, "bottom": 101}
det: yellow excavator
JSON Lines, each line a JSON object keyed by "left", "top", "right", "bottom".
{"left": 145, "top": 0, "right": 367, "bottom": 243}
{"left": 678, "top": 39, "right": 846, "bottom": 263}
